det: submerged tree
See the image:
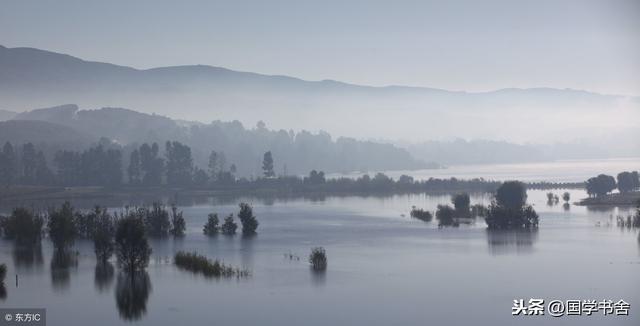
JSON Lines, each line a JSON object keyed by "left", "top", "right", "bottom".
{"left": 47, "top": 202, "right": 78, "bottom": 251}
{"left": 115, "top": 215, "right": 152, "bottom": 273}
{"left": 144, "top": 203, "right": 171, "bottom": 237}
{"left": 221, "top": 214, "right": 238, "bottom": 235}
{"left": 169, "top": 204, "right": 186, "bottom": 237}
{"left": 238, "top": 203, "right": 258, "bottom": 235}
{"left": 451, "top": 193, "right": 471, "bottom": 217}
{"left": 92, "top": 207, "right": 115, "bottom": 264}
{"left": 309, "top": 247, "right": 327, "bottom": 271}
{"left": 203, "top": 213, "right": 219, "bottom": 236}
{"left": 410, "top": 206, "right": 433, "bottom": 222}
{"left": 486, "top": 181, "right": 539, "bottom": 229}
{"left": 436, "top": 204, "right": 457, "bottom": 227}
{"left": 1, "top": 207, "right": 44, "bottom": 244}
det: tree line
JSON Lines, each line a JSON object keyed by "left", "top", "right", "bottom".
{"left": 585, "top": 171, "right": 640, "bottom": 198}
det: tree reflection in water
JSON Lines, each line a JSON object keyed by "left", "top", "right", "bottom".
{"left": 486, "top": 229, "right": 538, "bottom": 255}
{"left": 50, "top": 249, "right": 78, "bottom": 291}
{"left": 115, "top": 271, "right": 152, "bottom": 321}
{"left": 94, "top": 262, "right": 115, "bottom": 292}
{"left": 0, "top": 283, "right": 6, "bottom": 300}
{"left": 12, "top": 243, "right": 43, "bottom": 271}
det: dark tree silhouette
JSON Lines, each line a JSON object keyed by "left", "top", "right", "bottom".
{"left": 169, "top": 204, "right": 186, "bottom": 237}
{"left": 309, "top": 247, "right": 327, "bottom": 271}
{"left": 486, "top": 181, "right": 538, "bottom": 229}
{"left": 617, "top": 171, "right": 638, "bottom": 193}
{"left": 139, "top": 143, "right": 164, "bottom": 186}
{"left": 262, "top": 151, "right": 275, "bottom": 178}
{"left": 238, "top": 203, "right": 259, "bottom": 235}
{"left": 1, "top": 208, "right": 43, "bottom": 244}
{"left": 203, "top": 213, "right": 219, "bottom": 236}
{"left": 451, "top": 193, "right": 471, "bottom": 217}
{"left": 496, "top": 181, "right": 528, "bottom": 209}
{"left": 221, "top": 214, "right": 237, "bottom": 235}
{"left": 115, "top": 215, "right": 151, "bottom": 273}
{"left": 436, "top": 204, "right": 457, "bottom": 227}
{"left": 92, "top": 207, "right": 115, "bottom": 264}
{"left": 144, "top": 203, "right": 171, "bottom": 237}
{"left": 165, "top": 141, "right": 193, "bottom": 186}
{"left": 47, "top": 202, "right": 77, "bottom": 250}
{"left": 586, "top": 174, "right": 617, "bottom": 197}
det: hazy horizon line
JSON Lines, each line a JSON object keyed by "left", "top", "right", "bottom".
{"left": 4, "top": 43, "right": 638, "bottom": 98}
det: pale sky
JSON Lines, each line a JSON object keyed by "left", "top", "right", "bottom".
{"left": 1, "top": 0, "right": 639, "bottom": 95}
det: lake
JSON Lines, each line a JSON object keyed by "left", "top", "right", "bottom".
{"left": 0, "top": 161, "right": 639, "bottom": 326}
{"left": 328, "top": 157, "right": 640, "bottom": 183}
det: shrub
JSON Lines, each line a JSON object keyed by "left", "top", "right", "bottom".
{"left": 174, "top": 251, "right": 249, "bottom": 278}
{"left": 169, "top": 204, "right": 186, "bottom": 237}
{"left": 486, "top": 204, "right": 539, "bottom": 229}
{"left": 221, "top": 214, "right": 237, "bottom": 235}
{"left": 410, "top": 206, "right": 432, "bottom": 222}
{"left": 93, "top": 207, "right": 115, "bottom": 263}
{"left": 75, "top": 208, "right": 97, "bottom": 238}
{"left": 47, "top": 201, "right": 78, "bottom": 250}
{"left": 115, "top": 215, "right": 151, "bottom": 273}
{"left": 309, "top": 247, "right": 327, "bottom": 270}
{"left": 203, "top": 213, "right": 219, "bottom": 236}
{"left": 436, "top": 204, "right": 458, "bottom": 227}
{"left": 238, "top": 203, "right": 258, "bottom": 235}
{"left": 144, "top": 203, "right": 170, "bottom": 237}
{"left": 562, "top": 192, "right": 571, "bottom": 203}
{"left": 2, "top": 207, "right": 44, "bottom": 244}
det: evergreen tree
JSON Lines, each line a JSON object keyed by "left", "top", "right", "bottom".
{"left": 262, "top": 151, "right": 275, "bottom": 178}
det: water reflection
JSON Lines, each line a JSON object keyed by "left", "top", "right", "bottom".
{"left": 486, "top": 229, "right": 538, "bottom": 255}
{"left": 50, "top": 249, "right": 78, "bottom": 291}
{"left": 586, "top": 205, "right": 615, "bottom": 214}
{"left": 94, "top": 262, "right": 115, "bottom": 292}
{"left": 240, "top": 234, "right": 256, "bottom": 267}
{"left": 310, "top": 268, "right": 327, "bottom": 287}
{"left": 12, "top": 243, "right": 43, "bottom": 272}
{"left": 562, "top": 203, "right": 570, "bottom": 211}
{"left": 115, "top": 272, "right": 152, "bottom": 321}
{"left": 0, "top": 283, "right": 6, "bottom": 300}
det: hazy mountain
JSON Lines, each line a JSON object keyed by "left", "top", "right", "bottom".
{"left": 0, "top": 109, "right": 16, "bottom": 121}
{"left": 2, "top": 45, "right": 638, "bottom": 144}
{"left": 0, "top": 119, "right": 95, "bottom": 149}
{"left": 6, "top": 104, "right": 428, "bottom": 176}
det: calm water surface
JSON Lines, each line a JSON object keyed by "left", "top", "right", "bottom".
{"left": 329, "top": 157, "right": 640, "bottom": 182}
{"left": 1, "top": 164, "right": 639, "bottom": 326}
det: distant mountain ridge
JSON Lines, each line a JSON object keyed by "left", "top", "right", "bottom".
{"left": 1, "top": 44, "right": 638, "bottom": 144}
